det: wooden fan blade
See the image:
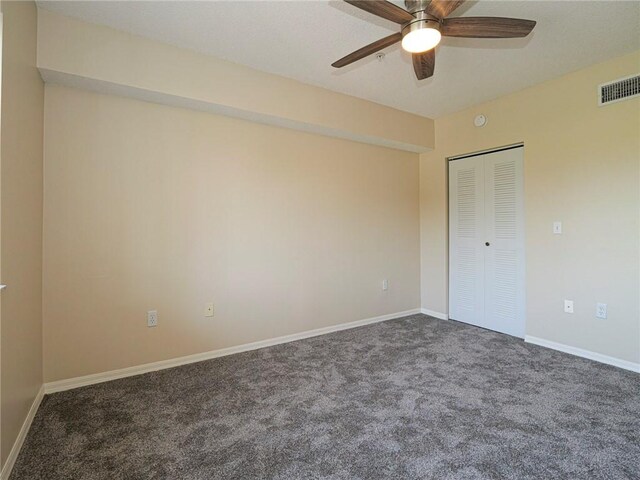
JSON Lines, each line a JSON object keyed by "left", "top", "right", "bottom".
{"left": 442, "top": 17, "right": 536, "bottom": 38}
{"left": 413, "top": 49, "right": 435, "bottom": 80}
{"left": 427, "top": 0, "right": 466, "bottom": 19}
{"left": 332, "top": 33, "right": 402, "bottom": 68}
{"left": 344, "top": 0, "right": 414, "bottom": 24}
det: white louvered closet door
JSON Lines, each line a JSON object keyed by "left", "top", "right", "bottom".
{"left": 448, "top": 157, "right": 485, "bottom": 328}
{"left": 449, "top": 147, "right": 525, "bottom": 338}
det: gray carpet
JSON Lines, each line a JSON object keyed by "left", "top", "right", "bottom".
{"left": 10, "top": 314, "right": 640, "bottom": 479}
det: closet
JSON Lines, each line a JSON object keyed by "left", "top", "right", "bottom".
{"left": 448, "top": 145, "right": 525, "bottom": 338}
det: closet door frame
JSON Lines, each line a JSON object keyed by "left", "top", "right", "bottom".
{"left": 447, "top": 143, "right": 526, "bottom": 338}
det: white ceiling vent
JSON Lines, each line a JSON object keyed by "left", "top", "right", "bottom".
{"left": 598, "top": 74, "right": 640, "bottom": 106}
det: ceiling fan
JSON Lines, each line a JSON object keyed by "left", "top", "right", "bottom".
{"left": 332, "top": 0, "right": 536, "bottom": 80}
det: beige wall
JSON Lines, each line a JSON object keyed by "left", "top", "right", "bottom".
{"left": 0, "top": 0, "right": 44, "bottom": 469}
{"left": 420, "top": 51, "right": 640, "bottom": 364}
{"left": 37, "top": 9, "right": 434, "bottom": 153}
{"left": 43, "top": 85, "right": 421, "bottom": 382}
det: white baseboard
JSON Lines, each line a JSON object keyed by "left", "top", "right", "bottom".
{"left": 420, "top": 308, "right": 449, "bottom": 320}
{"left": 45, "top": 308, "right": 422, "bottom": 394}
{"left": 525, "top": 336, "right": 640, "bottom": 373}
{"left": 0, "top": 385, "right": 45, "bottom": 480}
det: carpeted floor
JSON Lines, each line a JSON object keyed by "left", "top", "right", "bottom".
{"left": 10, "top": 314, "right": 640, "bottom": 479}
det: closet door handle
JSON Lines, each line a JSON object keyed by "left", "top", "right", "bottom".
{"left": 485, "top": 242, "right": 490, "bottom": 246}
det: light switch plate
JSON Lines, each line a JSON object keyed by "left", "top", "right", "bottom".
{"left": 553, "top": 221, "right": 562, "bottom": 234}
{"left": 596, "top": 303, "right": 607, "bottom": 319}
{"left": 205, "top": 303, "right": 214, "bottom": 317}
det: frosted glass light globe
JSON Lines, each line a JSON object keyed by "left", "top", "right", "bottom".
{"left": 401, "top": 27, "right": 441, "bottom": 53}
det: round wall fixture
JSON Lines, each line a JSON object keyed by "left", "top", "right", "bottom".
{"left": 474, "top": 114, "right": 487, "bottom": 127}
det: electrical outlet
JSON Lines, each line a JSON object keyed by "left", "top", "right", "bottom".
{"left": 382, "top": 279, "right": 389, "bottom": 291}
{"left": 563, "top": 300, "right": 574, "bottom": 314}
{"left": 205, "top": 303, "right": 214, "bottom": 317}
{"left": 147, "top": 310, "right": 158, "bottom": 327}
{"left": 596, "top": 303, "right": 607, "bottom": 319}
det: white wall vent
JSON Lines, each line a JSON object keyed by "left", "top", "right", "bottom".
{"left": 598, "top": 74, "right": 640, "bottom": 106}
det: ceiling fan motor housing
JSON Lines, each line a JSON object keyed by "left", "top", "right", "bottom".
{"left": 402, "top": 0, "right": 441, "bottom": 42}
{"left": 404, "top": 0, "right": 432, "bottom": 14}
{"left": 401, "top": 10, "right": 441, "bottom": 40}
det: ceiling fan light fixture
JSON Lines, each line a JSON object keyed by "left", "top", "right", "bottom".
{"left": 402, "top": 11, "right": 442, "bottom": 53}
{"left": 401, "top": 26, "right": 441, "bottom": 53}
{"left": 402, "top": 10, "right": 442, "bottom": 53}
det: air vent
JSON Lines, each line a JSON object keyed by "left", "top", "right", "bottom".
{"left": 598, "top": 74, "right": 640, "bottom": 106}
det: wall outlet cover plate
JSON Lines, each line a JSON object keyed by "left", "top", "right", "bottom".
{"left": 563, "top": 300, "right": 574, "bottom": 314}
{"left": 147, "top": 310, "right": 158, "bottom": 327}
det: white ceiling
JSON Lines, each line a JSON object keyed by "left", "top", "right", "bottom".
{"left": 37, "top": 0, "right": 640, "bottom": 118}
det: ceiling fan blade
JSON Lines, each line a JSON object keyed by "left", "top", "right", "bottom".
{"left": 412, "top": 49, "right": 435, "bottom": 80}
{"left": 344, "top": 0, "right": 414, "bottom": 24}
{"left": 427, "top": 0, "right": 466, "bottom": 19}
{"left": 442, "top": 17, "right": 536, "bottom": 38}
{"left": 332, "top": 33, "right": 402, "bottom": 68}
